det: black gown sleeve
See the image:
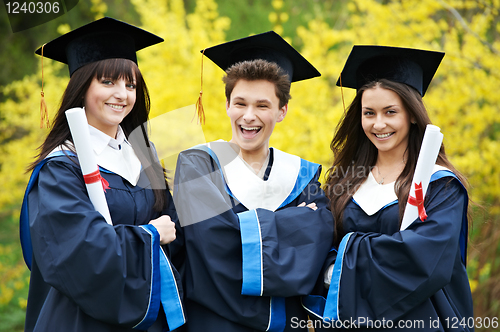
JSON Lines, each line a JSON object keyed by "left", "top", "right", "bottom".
{"left": 171, "top": 149, "right": 333, "bottom": 331}
{"left": 324, "top": 178, "right": 468, "bottom": 323}
{"left": 239, "top": 167, "right": 334, "bottom": 297}
{"left": 29, "top": 159, "right": 160, "bottom": 328}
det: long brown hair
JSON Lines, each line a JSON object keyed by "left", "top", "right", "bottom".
{"left": 325, "top": 79, "right": 468, "bottom": 247}
{"left": 29, "top": 58, "right": 168, "bottom": 211}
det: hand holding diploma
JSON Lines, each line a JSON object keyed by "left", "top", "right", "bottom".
{"left": 65, "top": 107, "right": 113, "bottom": 225}
{"left": 400, "top": 124, "right": 443, "bottom": 230}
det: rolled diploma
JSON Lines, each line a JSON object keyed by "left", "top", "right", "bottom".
{"left": 400, "top": 124, "right": 443, "bottom": 230}
{"left": 65, "top": 107, "right": 113, "bottom": 225}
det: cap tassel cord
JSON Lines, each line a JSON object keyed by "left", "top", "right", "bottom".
{"left": 339, "top": 72, "right": 346, "bottom": 114}
{"left": 40, "top": 43, "right": 49, "bottom": 128}
{"left": 195, "top": 49, "right": 206, "bottom": 125}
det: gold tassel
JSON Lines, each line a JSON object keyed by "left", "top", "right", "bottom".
{"left": 40, "top": 91, "right": 49, "bottom": 128}
{"left": 195, "top": 91, "right": 205, "bottom": 125}
{"left": 194, "top": 49, "right": 206, "bottom": 125}
{"left": 40, "top": 43, "right": 49, "bottom": 128}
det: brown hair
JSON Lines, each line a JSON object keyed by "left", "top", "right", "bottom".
{"left": 325, "top": 79, "right": 468, "bottom": 247}
{"left": 222, "top": 59, "right": 291, "bottom": 108}
{"left": 29, "top": 58, "right": 168, "bottom": 211}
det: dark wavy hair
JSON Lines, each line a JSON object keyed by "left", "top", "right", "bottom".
{"left": 29, "top": 58, "right": 168, "bottom": 211}
{"left": 324, "top": 79, "right": 468, "bottom": 247}
{"left": 222, "top": 59, "right": 292, "bottom": 108}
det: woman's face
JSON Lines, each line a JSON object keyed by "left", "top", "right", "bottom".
{"left": 361, "top": 85, "right": 413, "bottom": 159}
{"left": 84, "top": 74, "right": 137, "bottom": 137}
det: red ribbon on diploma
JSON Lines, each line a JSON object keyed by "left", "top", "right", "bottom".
{"left": 407, "top": 182, "right": 427, "bottom": 221}
{"left": 83, "top": 169, "right": 110, "bottom": 192}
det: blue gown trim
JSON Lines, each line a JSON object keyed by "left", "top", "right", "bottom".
{"left": 381, "top": 200, "right": 399, "bottom": 210}
{"left": 430, "top": 170, "right": 469, "bottom": 265}
{"left": 189, "top": 144, "right": 234, "bottom": 197}
{"left": 323, "top": 232, "right": 353, "bottom": 322}
{"left": 303, "top": 169, "right": 470, "bottom": 320}
{"left": 20, "top": 151, "right": 71, "bottom": 269}
{"left": 159, "top": 247, "right": 186, "bottom": 330}
{"left": 350, "top": 170, "right": 468, "bottom": 264}
{"left": 22, "top": 152, "right": 186, "bottom": 329}
{"left": 134, "top": 224, "right": 162, "bottom": 330}
{"left": 278, "top": 158, "right": 320, "bottom": 209}
{"left": 267, "top": 296, "right": 286, "bottom": 332}
{"left": 136, "top": 225, "right": 187, "bottom": 330}
{"left": 190, "top": 145, "right": 320, "bottom": 209}
{"left": 238, "top": 210, "right": 263, "bottom": 296}
{"left": 301, "top": 295, "right": 326, "bottom": 319}
{"left": 20, "top": 150, "right": 115, "bottom": 270}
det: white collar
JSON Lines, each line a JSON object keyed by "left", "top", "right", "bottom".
{"left": 88, "top": 125, "right": 126, "bottom": 154}
{"left": 49, "top": 126, "right": 141, "bottom": 186}
{"left": 352, "top": 164, "right": 450, "bottom": 216}
{"left": 352, "top": 171, "right": 398, "bottom": 216}
{"left": 239, "top": 149, "right": 271, "bottom": 179}
{"left": 207, "top": 141, "right": 301, "bottom": 211}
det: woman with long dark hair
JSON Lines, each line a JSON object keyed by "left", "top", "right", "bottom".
{"left": 20, "top": 17, "right": 184, "bottom": 332}
{"left": 313, "top": 46, "right": 473, "bottom": 331}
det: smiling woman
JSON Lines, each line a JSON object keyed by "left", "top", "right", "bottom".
{"left": 313, "top": 45, "right": 474, "bottom": 331}
{"left": 361, "top": 85, "right": 412, "bottom": 184}
{"left": 84, "top": 63, "right": 138, "bottom": 137}
{"left": 20, "top": 17, "right": 185, "bottom": 332}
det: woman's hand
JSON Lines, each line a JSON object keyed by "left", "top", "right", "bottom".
{"left": 298, "top": 202, "right": 318, "bottom": 211}
{"left": 149, "top": 215, "right": 176, "bottom": 245}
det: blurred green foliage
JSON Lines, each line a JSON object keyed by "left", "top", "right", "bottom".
{"left": 0, "top": 0, "right": 499, "bottom": 330}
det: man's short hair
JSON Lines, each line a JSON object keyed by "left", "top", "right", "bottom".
{"left": 223, "top": 59, "right": 292, "bottom": 108}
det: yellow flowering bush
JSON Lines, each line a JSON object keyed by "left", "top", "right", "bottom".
{"left": 0, "top": 0, "right": 498, "bottom": 328}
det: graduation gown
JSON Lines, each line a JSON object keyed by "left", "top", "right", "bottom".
{"left": 20, "top": 148, "right": 185, "bottom": 332}
{"left": 304, "top": 167, "right": 473, "bottom": 331}
{"left": 170, "top": 141, "right": 334, "bottom": 332}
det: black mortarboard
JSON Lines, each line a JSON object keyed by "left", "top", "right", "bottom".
{"left": 35, "top": 17, "right": 163, "bottom": 76}
{"left": 202, "top": 31, "right": 321, "bottom": 83}
{"left": 336, "top": 45, "right": 444, "bottom": 96}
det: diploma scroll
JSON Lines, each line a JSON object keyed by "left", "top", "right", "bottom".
{"left": 65, "top": 107, "right": 113, "bottom": 225}
{"left": 400, "top": 124, "right": 443, "bottom": 230}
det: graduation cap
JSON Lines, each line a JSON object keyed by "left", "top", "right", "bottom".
{"left": 35, "top": 17, "right": 164, "bottom": 76}
{"left": 202, "top": 31, "right": 321, "bottom": 83}
{"left": 34, "top": 17, "right": 163, "bottom": 128}
{"left": 336, "top": 45, "right": 444, "bottom": 96}
{"left": 193, "top": 31, "right": 320, "bottom": 124}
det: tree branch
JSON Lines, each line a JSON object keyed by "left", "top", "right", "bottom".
{"left": 437, "top": 0, "right": 500, "bottom": 56}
